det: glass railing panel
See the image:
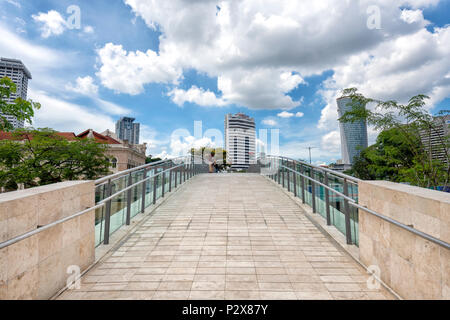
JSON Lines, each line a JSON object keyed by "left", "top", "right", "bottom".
{"left": 109, "top": 175, "right": 128, "bottom": 236}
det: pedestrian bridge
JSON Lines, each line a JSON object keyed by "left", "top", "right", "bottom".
{"left": 1, "top": 157, "right": 449, "bottom": 300}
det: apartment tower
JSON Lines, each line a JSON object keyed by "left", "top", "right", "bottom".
{"left": 0, "top": 58, "right": 32, "bottom": 129}
{"left": 115, "top": 117, "right": 140, "bottom": 145}
{"left": 224, "top": 113, "right": 256, "bottom": 170}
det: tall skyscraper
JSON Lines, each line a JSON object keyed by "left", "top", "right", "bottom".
{"left": 420, "top": 115, "right": 450, "bottom": 165}
{"left": 115, "top": 117, "right": 140, "bottom": 144}
{"left": 0, "top": 58, "right": 32, "bottom": 129}
{"left": 337, "top": 96, "right": 368, "bottom": 165}
{"left": 225, "top": 113, "right": 256, "bottom": 170}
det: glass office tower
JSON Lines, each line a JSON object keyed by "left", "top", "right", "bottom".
{"left": 337, "top": 97, "right": 368, "bottom": 165}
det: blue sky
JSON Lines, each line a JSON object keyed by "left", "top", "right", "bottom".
{"left": 0, "top": 0, "right": 449, "bottom": 164}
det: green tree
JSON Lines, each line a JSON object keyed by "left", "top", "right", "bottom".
{"left": 346, "top": 128, "right": 418, "bottom": 182}
{"left": 146, "top": 156, "right": 162, "bottom": 164}
{"left": 0, "top": 128, "right": 111, "bottom": 191}
{"left": 339, "top": 88, "right": 449, "bottom": 188}
{"left": 0, "top": 77, "right": 41, "bottom": 131}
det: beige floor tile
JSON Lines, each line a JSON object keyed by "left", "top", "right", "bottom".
{"left": 191, "top": 281, "right": 225, "bottom": 291}
{"left": 225, "top": 290, "right": 261, "bottom": 300}
{"left": 152, "top": 290, "right": 190, "bottom": 300}
{"left": 189, "top": 290, "right": 225, "bottom": 300}
{"left": 259, "top": 291, "right": 297, "bottom": 300}
{"left": 226, "top": 281, "right": 259, "bottom": 291}
{"left": 58, "top": 174, "right": 395, "bottom": 301}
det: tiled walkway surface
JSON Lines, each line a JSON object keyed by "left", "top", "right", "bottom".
{"left": 58, "top": 174, "right": 395, "bottom": 300}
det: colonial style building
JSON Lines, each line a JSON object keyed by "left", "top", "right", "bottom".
{"left": 0, "top": 129, "right": 147, "bottom": 174}
{"left": 78, "top": 129, "right": 147, "bottom": 173}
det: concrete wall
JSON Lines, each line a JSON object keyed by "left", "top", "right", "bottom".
{"left": 0, "top": 181, "right": 95, "bottom": 300}
{"left": 358, "top": 181, "right": 450, "bottom": 300}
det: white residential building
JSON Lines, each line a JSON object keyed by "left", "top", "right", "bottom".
{"left": 0, "top": 58, "right": 32, "bottom": 129}
{"left": 225, "top": 113, "right": 256, "bottom": 170}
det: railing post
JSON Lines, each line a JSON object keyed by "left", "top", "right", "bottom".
{"left": 174, "top": 169, "right": 178, "bottom": 189}
{"left": 126, "top": 172, "right": 132, "bottom": 226}
{"left": 311, "top": 171, "right": 317, "bottom": 213}
{"left": 179, "top": 166, "right": 182, "bottom": 185}
{"left": 169, "top": 168, "right": 172, "bottom": 193}
{"left": 343, "top": 178, "right": 352, "bottom": 244}
{"left": 141, "top": 169, "right": 147, "bottom": 213}
{"left": 287, "top": 161, "right": 291, "bottom": 192}
{"left": 162, "top": 166, "right": 166, "bottom": 198}
{"left": 277, "top": 160, "right": 281, "bottom": 184}
{"left": 293, "top": 161, "right": 297, "bottom": 197}
{"left": 324, "top": 172, "right": 331, "bottom": 226}
{"left": 184, "top": 164, "right": 186, "bottom": 182}
{"left": 103, "top": 179, "right": 112, "bottom": 245}
{"left": 300, "top": 165, "right": 306, "bottom": 204}
{"left": 153, "top": 169, "right": 158, "bottom": 205}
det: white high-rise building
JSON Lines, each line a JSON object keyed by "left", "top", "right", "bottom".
{"left": 225, "top": 113, "right": 256, "bottom": 170}
{"left": 0, "top": 58, "right": 32, "bottom": 129}
{"left": 337, "top": 96, "right": 368, "bottom": 165}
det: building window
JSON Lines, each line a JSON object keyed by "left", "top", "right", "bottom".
{"left": 111, "top": 158, "right": 117, "bottom": 169}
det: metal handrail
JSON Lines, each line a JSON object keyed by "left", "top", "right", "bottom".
{"left": 0, "top": 157, "right": 197, "bottom": 250}
{"left": 97, "top": 164, "right": 185, "bottom": 205}
{"left": 0, "top": 203, "right": 106, "bottom": 250}
{"left": 281, "top": 164, "right": 355, "bottom": 203}
{"left": 262, "top": 156, "right": 450, "bottom": 250}
{"left": 95, "top": 156, "right": 187, "bottom": 185}
{"left": 350, "top": 202, "right": 450, "bottom": 250}
{"left": 264, "top": 155, "right": 361, "bottom": 184}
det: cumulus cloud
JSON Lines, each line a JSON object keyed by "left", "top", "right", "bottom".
{"left": 65, "top": 76, "right": 99, "bottom": 96}
{"left": 218, "top": 70, "right": 304, "bottom": 109}
{"left": 168, "top": 86, "right": 227, "bottom": 107}
{"left": 96, "top": 43, "right": 181, "bottom": 95}
{"left": 318, "top": 25, "right": 450, "bottom": 130}
{"left": 32, "top": 10, "right": 67, "bottom": 38}
{"left": 277, "top": 111, "right": 304, "bottom": 118}
{"left": 321, "top": 130, "right": 341, "bottom": 154}
{"left": 262, "top": 119, "right": 278, "bottom": 127}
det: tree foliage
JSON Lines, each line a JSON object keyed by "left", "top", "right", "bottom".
{"left": 0, "top": 128, "right": 112, "bottom": 191}
{"left": 340, "top": 88, "right": 449, "bottom": 188}
{"left": 0, "top": 77, "right": 41, "bottom": 131}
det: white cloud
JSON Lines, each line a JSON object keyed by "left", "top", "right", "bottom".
{"left": 170, "top": 134, "right": 216, "bottom": 158}
{"left": 29, "top": 89, "right": 115, "bottom": 133}
{"left": 83, "top": 26, "right": 94, "bottom": 34}
{"left": 400, "top": 9, "right": 426, "bottom": 24}
{"left": 218, "top": 69, "right": 304, "bottom": 109}
{"left": 262, "top": 119, "right": 278, "bottom": 127}
{"left": 277, "top": 111, "right": 304, "bottom": 118}
{"left": 5, "top": 0, "right": 21, "bottom": 8}
{"left": 277, "top": 111, "right": 294, "bottom": 118}
{"left": 32, "top": 10, "right": 67, "bottom": 38}
{"left": 96, "top": 43, "right": 181, "bottom": 95}
{"left": 65, "top": 76, "right": 99, "bottom": 96}
{"left": 0, "top": 22, "right": 66, "bottom": 72}
{"left": 321, "top": 130, "right": 341, "bottom": 154}
{"left": 168, "top": 86, "right": 227, "bottom": 107}
{"left": 96, "top": 99, "right": 131, "bottom": 116}
{"left": 318, "top": 25, "right": 450, "bottom": 131}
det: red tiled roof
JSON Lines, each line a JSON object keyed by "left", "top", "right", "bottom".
{"left": 0, "top": 131, "right": 78, "bottom": 141}
{"left": 0, "top": 130, "right": 121, "bottom": 145}
{"left": 77, "top": 130, "right": 121, "bottom": 144}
